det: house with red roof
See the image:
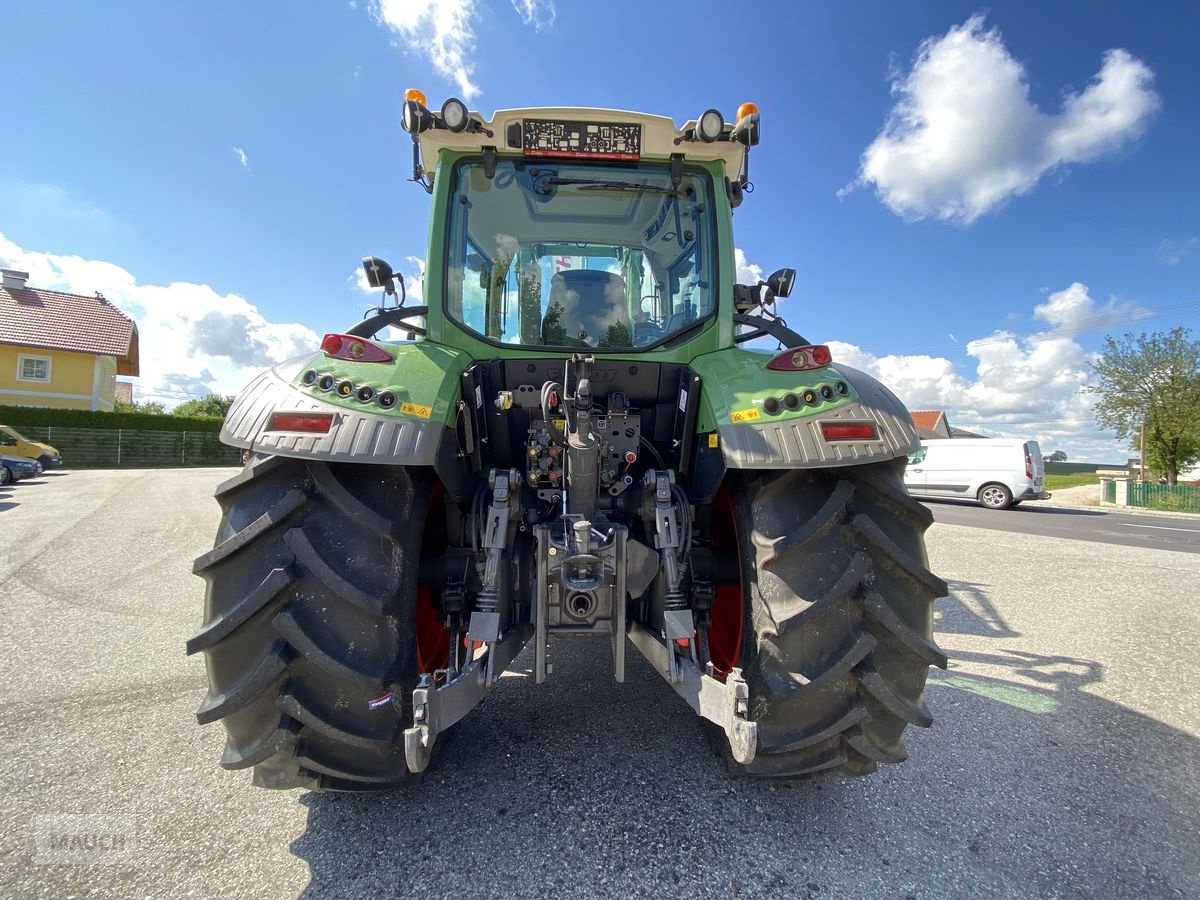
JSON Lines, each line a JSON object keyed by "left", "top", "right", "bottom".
{"left": 909, "top": 410, "right": 952, "bottom": 439}
{"left": 0, "top": 268, "right": 139, "bottom": 411}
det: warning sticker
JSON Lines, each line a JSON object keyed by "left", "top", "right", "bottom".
{"left": 399, "top": 401, "right": 432, "bottom": 419}
{"left": 708, "top": 433, "right": 719, "bottom": 448}
{"left": 730, "top": 407, "right": 761, "bottom": 423}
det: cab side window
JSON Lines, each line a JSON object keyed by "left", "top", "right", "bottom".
{"left": 906, "top": 448, "right": 927, "bottom": 465}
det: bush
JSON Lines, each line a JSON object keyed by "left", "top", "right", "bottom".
{"left": 0, "top": 405, "right": 223, "bottom": 433}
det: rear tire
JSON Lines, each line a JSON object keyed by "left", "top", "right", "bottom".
{"left": 189, "top": 456, "right": 440, "bottom": 791}
{"left": 977, "top": 482, "right": 1013, "bottom": 510}
{"left": 719, "top": 458, "right": 947, "bottom": 778}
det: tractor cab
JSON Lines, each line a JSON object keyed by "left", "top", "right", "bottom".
{"left": 376, "top": 93, "right": 767, "bottom": 355}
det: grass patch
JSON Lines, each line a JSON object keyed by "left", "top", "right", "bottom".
{"left": 1045, "top": 473, "right": 1100, "bottom": 491}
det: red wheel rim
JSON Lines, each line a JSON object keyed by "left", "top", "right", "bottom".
{"left": 706, "top": 485, "right": 743, "bottom": 679}
{"left": 415, "top": 484, "right": 450, "bottom": 673}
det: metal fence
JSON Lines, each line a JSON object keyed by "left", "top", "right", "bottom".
{"left": 1103, "top": 480, "right": 1116, "bottom": 504}
{"left": 1127, "top": 481, "right": 1200, "bottom": 513}
{"left": 15, "top": 426, "right": 241, "bottom": 469}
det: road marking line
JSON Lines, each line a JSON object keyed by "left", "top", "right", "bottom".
{"left": 1121, "top": 523, "right": 1200, "bottom": 533}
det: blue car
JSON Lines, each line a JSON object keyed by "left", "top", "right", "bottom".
{"left": 0, "top": 454, "right": 42, "bottom": 486}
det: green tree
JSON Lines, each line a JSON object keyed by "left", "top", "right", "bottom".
{"left": 1087, "top": 327, "right": 1200, "bottom": 485}
{"left": 114, "top": 399, "right": 167, "bottom": 415}
{"left": 173, "top": 394, "right": 236, "bottom": 418}
{"left": 1046, "top": 450, "right": 1068, "bottom": 463}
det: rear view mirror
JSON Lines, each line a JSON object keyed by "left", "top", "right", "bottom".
{"left": 766, "top": 267, "right": 796, "bottom": 299}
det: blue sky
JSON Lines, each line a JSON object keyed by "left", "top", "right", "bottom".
{"left": 2, "top": 1, "right": 1198, "bottom": 460}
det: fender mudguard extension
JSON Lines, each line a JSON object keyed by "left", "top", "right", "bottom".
{"left": 220, "top": 355, "right": 449, "bottom": 467}
{"left": 714, "top": 364, "right": 920, "bottom": 470}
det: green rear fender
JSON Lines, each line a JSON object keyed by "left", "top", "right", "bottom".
{"left": 690, "top": 348, "right": 919, "bottom": 470}
{"left": 220, "top": 342, "right": 470, "bottom": 466}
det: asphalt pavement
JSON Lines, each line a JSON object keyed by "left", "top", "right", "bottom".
{"left": 922, "top": 493, "right": 1200, "bottom": 554}
{"left": 0, "top": 469, "right": 1197, "bottom": 899}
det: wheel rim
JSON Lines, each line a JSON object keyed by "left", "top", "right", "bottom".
{"left": 706, "top": 485, "right": 743, "bottom": 679}
{"left": 416, "top": 484, "right": 450, "bottom": 673}
{"left": 981, "top": 486, "right": 1007, "bottom": 507}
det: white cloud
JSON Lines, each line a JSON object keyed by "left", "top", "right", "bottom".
{"left": 510, "top": 0, "right": 555, "bottom": 32}
{"left": 734, "top": 248, "right": 764, "bottom": 284}
{"left": 232, "top": 146, "right": 249, "bottom": 169}
{"left": 371, "top": 0, "right": 482, "bottom": 101}
{"left": 1158, "top": 237, "right": 1198, "bottom": 266}
{"left": 828, "top": 282, "right": 1149, "bottom": 461}
{"left": 1030, "top": 280, "right": 1149, "bottom": 332}
{"left": 369, "top": 0, "right": 556, "bottom": 100}
{"left": 0, "top": 233, "right": 319, "bottom": 407}
{"left": 846, "top": 15, "right": 1160, "bottom": 224}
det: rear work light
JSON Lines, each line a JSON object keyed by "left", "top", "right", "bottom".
{"left": 821, "top": 422, "right": 877, "bottom": 441}
{"left": 321, "top": 334, "right": 394, "bottom": 363}
{"left": 766, "top": 344, "right": 832, "bottom": 372}
{"left": 266, "top": 412, "right": 335, "bottom": 434}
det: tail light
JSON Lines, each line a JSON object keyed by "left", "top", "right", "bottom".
{"left": 1025, "top": 447, "right": 1033, "bottom": 479}
{"left": 321, "top": 333, "right": 394, "bottom": 363}
{"left": 267, "top": 412, "right": 335, "bottom": 433}
{"left": 766, "top": 344, "right": 832, "bottom": 372}
{"left": 821, "top": 422, "right": 877, "bottom": 441}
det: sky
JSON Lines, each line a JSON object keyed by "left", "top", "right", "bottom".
{"left": 1, "top": 1, "right": 1198, "bottom": 461}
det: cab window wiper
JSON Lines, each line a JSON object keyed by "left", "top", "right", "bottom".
{"left": 542, "top": 177, "right": 686, "bottom": 197}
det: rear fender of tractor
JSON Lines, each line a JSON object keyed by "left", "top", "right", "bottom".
{"left": 219, "top": 342, "right": 474, "bottom": 499}
{"left": 688, "top": 350, "right": 918, "bottom": 496}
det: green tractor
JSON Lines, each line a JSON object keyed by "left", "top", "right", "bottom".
{"left": 190, "top": 93, "right": 948, "bottom": 791}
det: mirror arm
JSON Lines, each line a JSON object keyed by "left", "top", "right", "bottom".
{"left": 732, "top": 312, "right": 808, "bottom": 347}
{"left": 346, "top": 305, "right": 430, "bottom": 338}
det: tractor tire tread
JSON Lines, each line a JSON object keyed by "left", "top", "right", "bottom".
{"left": 725, "top": 458, "right": 945, "bottom": 779}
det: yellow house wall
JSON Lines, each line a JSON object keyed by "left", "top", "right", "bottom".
{"left": 0, "top": 344, "right": 117, "bottom": 410}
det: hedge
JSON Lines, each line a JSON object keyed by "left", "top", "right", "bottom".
{"left": 0, "top": 405, "right": 224, "bottom": 433}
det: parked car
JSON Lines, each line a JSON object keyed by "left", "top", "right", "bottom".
{"left": 1, "top": 454, "right": 43, "bottom": 485}
{"left": 904, "top": 438, "right": 1051, "bottom": 510}
{"left": 0, "top": 425, "right": 63, "bottom": 469}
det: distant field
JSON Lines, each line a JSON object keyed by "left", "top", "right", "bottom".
{"left": 1046, "top": 473, "right": 1101, "bottom": 490}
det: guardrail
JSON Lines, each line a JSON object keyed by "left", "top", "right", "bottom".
{"left": 13, "top": 426, "right": 240, "bottom": 469}
{"left": 1126, "top": 481, "right": 1200, "bottom": 513}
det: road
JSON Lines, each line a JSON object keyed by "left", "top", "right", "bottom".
{"left": 0, "top": 469, "right": 1198, "bottom": 899}
{"left": 923, "top": 497, "right": 1200, "bottom": 553}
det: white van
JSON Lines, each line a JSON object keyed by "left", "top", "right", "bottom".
{"left": 904, "top": 439, "right": 1051, "bottom": 510}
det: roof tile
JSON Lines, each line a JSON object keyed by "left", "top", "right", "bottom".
{"left": 0, "top": 285, "right": 139, "bottom": 375}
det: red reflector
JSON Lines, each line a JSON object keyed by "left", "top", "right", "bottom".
{"left": 320, "top": 333, "right": 394, "bottom": 363}
{"left": 821, "top": 423, "right": 877, "bottom": 441}
{"left": 766, "top": 344, "right": 833, "bottom": 371}
{"left": 267, "top": 412, "right": 335, "bottom": 433}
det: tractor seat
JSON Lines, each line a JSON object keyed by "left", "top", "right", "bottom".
{"left": 542, "top": 270, "right": 631, "bottom": 347}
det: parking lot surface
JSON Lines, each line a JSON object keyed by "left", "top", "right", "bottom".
{"left": 1, "top": 469, "right": 1197, "bottom": 898}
